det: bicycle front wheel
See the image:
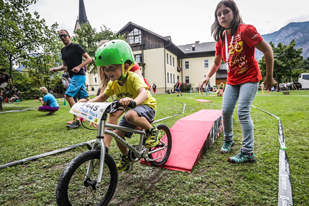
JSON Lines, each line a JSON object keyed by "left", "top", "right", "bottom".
{"left": 149, "top": 124, "right": 172, "bottom": 167}
{"left": 56, "top": 150, "right": 118, "bottom": 206}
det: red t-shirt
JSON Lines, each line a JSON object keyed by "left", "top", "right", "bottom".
{"left": 216, "top": 24, "right": 263, "bottom": 85}
{"left": 130, "top": 62, "right": 140, "bottom": 72}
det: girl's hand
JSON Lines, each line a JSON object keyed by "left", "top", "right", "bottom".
{"left": 120, "top": 97, "right": 134, "bottom": 109}
{"left": 200, "top": 76, "right": 210, "bottom": 91}
{"left": 89, "top": 122, "right": 98, "bottom": 129}
{"left": 264, "top": 76, "right": 275, "bottom": 90}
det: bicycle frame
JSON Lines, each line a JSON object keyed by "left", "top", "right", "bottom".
{"left": 85, "top": 116, "right": 168, "bottom": 188}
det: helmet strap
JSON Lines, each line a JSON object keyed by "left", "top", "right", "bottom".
{"left": 118, "top": 63, "right": 134, "bottom": 82}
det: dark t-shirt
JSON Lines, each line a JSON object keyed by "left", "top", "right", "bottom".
{"left": 152, "top": 85, "right": 156, "bottom": 90}
{"left": 13, "top": 89, "right": 19, "bottom": 95}
{"left": 0, "top": 73, "right": 10, "bottom": 83}
{"left": 61, "top": 43, "right": 86, "bottom": 78}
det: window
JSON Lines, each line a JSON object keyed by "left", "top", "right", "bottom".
{"left": 167, "top": 72, "right": 169, "bottom": 83}
{"left": 185, "top": 61, "right": 189, "bottom": 69}
{"left": 173, "top": 74, "right": 175, "bottom": 83}
{"left": 185, "top": 76, "right": 190, "bottom": 83}
{"left": 135, "top": 54, "right": 142, "bottom": 63}
{"left": 204, "top": 59, "right": 209, "bottom": 68}
{"left": 94, "top": 77, "right": 97, "bottom": 83}
{"left": 170, "top": 73, "right": 172, "bottom": 84}
{"left": 170, "top": 55, "right": 172, "bottom": 65}
{"left": 303, "top": 74, "right": 309, "bottom": 80}
{"left": 127, "top": 28, "right": 141, "bottom": 44}
{"left": 177, "top": 75, "right": 180, "bottom": 81}
{"left": 173, "top": 57, "right": 175, "bottom": 67}
{"left": 167, "top": 53, "right": 169, "bottom": 64}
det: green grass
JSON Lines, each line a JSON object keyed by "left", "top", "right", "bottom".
{"left": 0, "top": 91, "right": 308, "bottom": 205}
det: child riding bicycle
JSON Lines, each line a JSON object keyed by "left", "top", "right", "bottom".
{"left": 88, "top": 40, "right": 159, "bottom": 171}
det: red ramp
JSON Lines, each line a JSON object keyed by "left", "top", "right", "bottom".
{"left": 151, "top": 110, "right": 222, "bottom": 173}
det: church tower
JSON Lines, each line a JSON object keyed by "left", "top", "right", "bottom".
{"left": 74, "top": 0, "right": 89, "bottom": 32}
{"left": 74, "top": 0, "right": 100, "bottom": 94}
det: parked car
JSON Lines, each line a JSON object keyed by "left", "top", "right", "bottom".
{"left": 285, "top": 82, "right": 302, "bottom": 90}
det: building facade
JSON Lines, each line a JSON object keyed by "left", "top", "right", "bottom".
{"left": 116, "top": 22, "right": 226, "bottom": 93}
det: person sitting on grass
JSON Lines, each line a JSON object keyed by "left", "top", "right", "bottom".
{"left": 84, "top": 40, "right": 159, "bottom": 171}
{"left": 38, "top": 87, "right": 59, "bottom": 115}
{"left": 9, "top": 93, "right": 19, "bottom": 103}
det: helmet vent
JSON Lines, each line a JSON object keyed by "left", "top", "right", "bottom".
{"left": 99, "top": 56, "right": 102, "bottom": 60}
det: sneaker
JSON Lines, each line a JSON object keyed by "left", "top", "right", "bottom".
{"left": 145, "top": 126, "right": 159, "bottom": 148}
{"left": 116, "top": 154, "right": 130, "bottom": 171}
{"left": 220, "top": 140, "right": 235, "bottom": 153}
{"left": 46, "top": 111, "right": 55, "bottom": 116}
{"left": 67, "top": 119, "right": 74, "bottom": 124}
{"left": 228, "top": 149, "right": 256, "bottom": 163}
{"left": 66, "top": 120, "right": 81, "bottom": 129}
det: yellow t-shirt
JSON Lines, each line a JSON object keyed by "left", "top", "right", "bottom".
{"left": 104, "top": 72, "right": 156, "bottom": 111}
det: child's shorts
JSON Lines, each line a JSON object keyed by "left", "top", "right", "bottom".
{"left": 118, "top": 105, "right": 155, "bottom": 138}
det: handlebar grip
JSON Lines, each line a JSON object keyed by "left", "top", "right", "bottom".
{"left": 128, "top": 101, "right": 136, "bottom": 109}
{"left": 114, "top": 100, "right": 136, "bottom": 109}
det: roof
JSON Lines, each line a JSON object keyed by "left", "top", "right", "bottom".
{"left": 178, "top": 42, "right": 216, "bottom": 54}
{"left": 117, "top": 21, "right": 184, "bottom": 56}
{"left": 116, "top": 21, "right": 168, "bottom": 41}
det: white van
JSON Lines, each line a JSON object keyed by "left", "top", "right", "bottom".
{"left": 298, "top": 73, "right": 309, "bottom": 89}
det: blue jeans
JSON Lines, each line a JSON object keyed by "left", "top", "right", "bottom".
{"left": 222, "top": 82, "right": 258, "bottom": 153}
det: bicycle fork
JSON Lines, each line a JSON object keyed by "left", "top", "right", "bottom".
{"left": 85, "top": 120, "right": 107, "bottom": 189}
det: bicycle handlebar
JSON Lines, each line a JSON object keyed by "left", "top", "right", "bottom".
{"left": 112, "top": 100, "right": 136, "bottom": 110}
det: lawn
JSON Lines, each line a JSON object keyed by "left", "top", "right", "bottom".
{"left": 0, "top": 90, "right": 308, "bottom": 205}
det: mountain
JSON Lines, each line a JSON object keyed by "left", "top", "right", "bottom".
{"left": 255, "top": 21, "right": 309, "bottom": 60}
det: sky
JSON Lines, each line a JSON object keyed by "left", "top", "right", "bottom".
{"left": 29, "top": 0, "right": 309, "bottom": 46}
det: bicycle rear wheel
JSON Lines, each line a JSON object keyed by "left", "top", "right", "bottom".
{"left": 149, "top": 124, "right": 172, "bottom": 167}
{"left": 56, "top": 150, "right": 117, "bottom": 206}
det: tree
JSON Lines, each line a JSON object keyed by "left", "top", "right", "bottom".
{"left": 22, "top": 23, "right": 63, "bottom": 90}
{"left": 259, "top": 39, "right": 303, "bottom": 90}
{"left": 72, "top": 23, "right": 125, "bottom": 73}
{"left": 0, "top": 0, "right": 53, "bottom": 78}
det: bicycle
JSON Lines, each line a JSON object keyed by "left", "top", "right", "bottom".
{"left": 56, "top": 100, "right": 172, "bottom": 206}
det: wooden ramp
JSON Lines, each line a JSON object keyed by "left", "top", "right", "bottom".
{"left": 143, "top": 110, "right": 223, "bottom": 173}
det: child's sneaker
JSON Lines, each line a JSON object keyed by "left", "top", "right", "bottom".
{"left": 116, "top": 154, "right": 130, "bottom": 171}
{"left": 145, "top": 126, "right": 159, "bottom": 148}
{"left": 67, "top": 119, "right": 74, "bottom": 124}
{"left": 228, "top": 149, "right": 256, "bottom": 163}
{"left": 220, "top": 140, "right": 234, "bottom": 153}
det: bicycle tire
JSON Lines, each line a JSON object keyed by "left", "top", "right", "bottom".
{"left": 149, "top": 124, "right": 172, "bottom": 167}
{"left": 56, "top": 150, "right": 118, "bottom": 206}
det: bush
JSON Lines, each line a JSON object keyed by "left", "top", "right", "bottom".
{"left": 180, "top": 83, "right": 191, "bottom": 92}
{"left": 20, "top": 88, "right": 41, "bottom": 100}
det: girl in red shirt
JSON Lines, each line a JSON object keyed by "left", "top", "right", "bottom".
{"left": 201, "top": 0, "right": 275, "bottom": 163}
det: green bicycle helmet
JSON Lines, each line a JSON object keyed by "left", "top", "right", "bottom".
{"left": 95, "top": 40, "right": 135, "bottom": 81}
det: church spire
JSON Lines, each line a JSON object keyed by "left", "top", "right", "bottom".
{"left": 74, "top": 0, "right": 89, "bottom": 32}
{"left": 78, "top": 0, "right": 88, "bottom": 25}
